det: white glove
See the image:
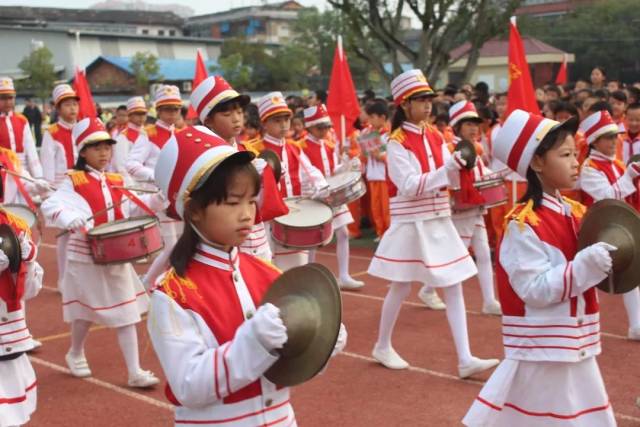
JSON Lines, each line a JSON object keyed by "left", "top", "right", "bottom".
{"left": 252, "top": 158, "right": 267, "bottom": 176}
{"left": 625, "top": 162, "right": 640, "bottom": 179}
{"left": 446, "top": 151, "right": 467, "bottom": 171}
{"left": 33, "top": 178, "right": 53, "bottom": 193}
{"left": 573, "top": 242, "right": 617, "bottom": 290}
{"left": 19, "top": 232, "right": 34, "bottom": 261}
{"left": 251, "top": 303, "right": 288, "bottom": 352}
{"left": 0, "top": 249, "right": 9, "bottom": 272}
{"left": 332, "top": 323, "right": 348, "bottom": 356}
{"left": 312, "top": 186, "right": 331, "bottom": 201}
{"left": 67, "top": 217, "right": 87, "bottom": 231}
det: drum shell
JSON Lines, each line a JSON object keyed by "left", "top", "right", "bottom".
{"left": 87, "top": 216, "right": 164, "bottom": 265}
{"left": 451, "top": 179, "right": 508, "bottom": 212}
{"left": 271, "top": 198, "right": 334, "bottom": 250}
{"left": 324, "top": 172, "right": 367, "bottom": 207}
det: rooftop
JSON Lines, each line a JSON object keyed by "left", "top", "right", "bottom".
{"left": 86, "top": 55, "right": 220, "bottom": 81}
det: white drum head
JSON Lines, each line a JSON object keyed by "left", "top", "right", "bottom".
{"left": 90, "top": 216, "right": 156, "bottom": 236}
{"left": 3, "top": 205, "right": 36, "bottom": 228}
{"left": 327, "top": 171, "right": 361, "bottom": 191}
{"left": 277, "top": 198, "right": 333, "bottom": 227}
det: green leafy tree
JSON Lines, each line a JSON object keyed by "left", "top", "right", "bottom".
{"left": 16, "top": 46, "right": 57, "bottom": 103}
{"left": 130, "top": 52, "right": 163, "bottom": 92}
{"left": 211, "top": 53, "right": 253, "bottom": 90}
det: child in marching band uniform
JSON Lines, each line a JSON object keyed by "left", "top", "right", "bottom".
{"left": 368, "top": 70, "right": 499, "bottom": 377}
{"left": 419, "top": 101, "right": 502, "bottom": 315}
{"left": 190, "top": 77, "right": 288, "bottom": 262}
{"left": 148, "top": 125, "right": 346, "bottom": 426}
{"left": 0, "top": 202, "right": 42, "bottom": 427}
{"left": 578, "top": 109, "right": 640, "bottom": 340}
{"left": 621, "top": 103, "right": 640, "bottom": 164}
{"left": 112, "top": 97, "right": 148, "bottom": 176}
{"left": 463, "top": 110, "right": 616, "bottom": 426}
{"left": 41, "top": 118, "right": 165, "bottom": 387}
{"left": 301, "top": 104, "right": 364, "bottom": 290}
{"left": 251, "top": 92, "right": 327, "bottom": 271}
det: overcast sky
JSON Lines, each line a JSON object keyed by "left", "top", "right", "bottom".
{"left": 0, "top": 0, "right": 328, "bottom": 15}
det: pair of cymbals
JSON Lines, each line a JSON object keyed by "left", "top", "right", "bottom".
{"left": 259, "top": 150, "right": 282, "bottom": 182}
{"left": 578, "top": 199, "right": 640, "bottom": 294}
{"left": 0, "top": 223, "right": 20, "bottom": 273}
{"left": 260, "top": 263, "right": 342, "bottom": 386}
{"left": 454, "top": 140, "right": 477, "bottom": 170}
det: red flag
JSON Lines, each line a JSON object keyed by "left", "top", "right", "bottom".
{"left": 555, "top": 53, "right": 568, "bottom": 85}
{"left": 187, "top": 50, "right": 208, "bottom": 121}
{"left": 73, "top": 67, "right": 97, "bottom": 120}
{"left": 507, "top": 17, "right": 540, "bottom": 116}
{"left": 326, "top": 36, "right": 360, "bottom": 150}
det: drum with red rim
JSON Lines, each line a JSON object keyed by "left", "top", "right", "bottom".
{"left": 271, "top": 198, "right": 334, "bottom": 249}
{"left": 323, "top": 171, "right": 367, "bottom": 207}
{"left": 87, "top": 216, "right": 163, "bottom": 264}
{"left": 451, "top": 178, "right": 508, "bottom": 212}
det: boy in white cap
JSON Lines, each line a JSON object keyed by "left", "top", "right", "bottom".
{"left": 112, "top": 96, "right": 147, "bottom": 176}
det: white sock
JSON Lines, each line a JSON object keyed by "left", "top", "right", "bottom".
{"left": 376, "top": 281, "right": 411, "bottom": 350}
{"left": 70, "top": 319, "right": 92, "bottom": 357}
{"left": 623, "top": 287, "right": 640, "bottom": 330}
{"left": 442, "top": 284, "right": 473, "bottom": 365}
{"left": 308, "top": 249, "right": 316, "bottom": 264}
{"left": 116, "top": 324, "right": 141, "bottom": 376}
{"left": 470, "top": 228, "right": 497, "bottom": 304}
{"left": 336, "top": 226, "right": 353, "bottom": 282}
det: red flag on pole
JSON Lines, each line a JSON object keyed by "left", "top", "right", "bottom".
{"left": 506, "top": 17, "right": 540, "bottom": 116}
{"left": 187, "top": 49, "right": 208, "bottom": 121}
{"left": 73, "top": 67, "right": 97, "bottom": 120}
{"left": 326, "top": 36, "right": 360, "bottom": 151}
{"left": 555, "top": 53, "right": 568, "bottom": 85}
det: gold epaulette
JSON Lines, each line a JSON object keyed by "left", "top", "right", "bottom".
{"left": 105, "top": 172, "right": 124, "bottom": 184}
{"left": 47, "top": 123, "right": 59, "bottom": 134}
{"left": 159, "top": 268, "right": 202, "bottom": 303}
{"left": 389, "top": 127, "right": 407, "bottom": 144}
{"left": 290, "top": 138, "right": 304, "bottom": 149}
{"left": 13, "top": 113, "right": 28, "bottom": 124}
{"left": 145, "top": 124, "right": 157, "bottom": 137}
{"left": 1, "top": 209, "right": 31, "bottom": 237}
{"left": 67, "top": 170, "right": 89, "bottom": 186}
{"left": 0, "top": 147, "right": 21, "bottom": 172}
{"left": 562, "top": 196, "right": 586, "bottom": 219}
{"left": 504, "top": 199, "right": 540, "bottom": 232}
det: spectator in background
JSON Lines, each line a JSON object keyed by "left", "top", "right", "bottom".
{"left": 544, "top": 84, "right": 562, "bottom": 102}
{"left": 111, "top": 105, "right": 128, "bottom": 138}
{"left": 22, "top": 97, "right": 43, "bottom": 146}
{"left": 308, "top": 89, "right": 327, "bottom": 106}
{"left": 607, "top": 79, "right": 622, "bottom": 93}
{"left": 627, "top": 86, "right": 640, "bottom": 105}
{"left": 610, "top": 90, "right": 628, "bottom": 132}
{"left": 590, "top": 66, "right": 607, "bottom": 90}
{"left": 473, "top": 81, "right": 490, "bottom": 105}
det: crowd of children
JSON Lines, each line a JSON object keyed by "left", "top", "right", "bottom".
{"left": 0, "top": 61, "right": 637, "bottom": 426}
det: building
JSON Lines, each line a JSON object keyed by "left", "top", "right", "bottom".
{"left": 443, "top": 37, "right": 574, "bottom": 90}
{"left": 0, "top": 6, "right": 184, "bottom": 37}
{"left": 515, "top": 0, "right": 595, "bottom": 18}
{"left": 184, "top": 0, "right": 304, "bottom": 44}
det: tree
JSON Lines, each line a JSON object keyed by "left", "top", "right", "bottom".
{"left": 518, "top": 0, "right": 640, "bottom": 83}
{"left": 211, "top": 53, "right": 253, "bottom": 90}
{"left": 130, "top": 52, "right": 163, "bottom": 92}
{"left": 326, "top": 0, "right": 522, "bottom": 86}
{"left": 16, "top": 46, "right": 57, "bottom": 103}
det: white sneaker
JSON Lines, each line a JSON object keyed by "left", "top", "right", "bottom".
{"left": 418, "top": 287, "right": 446, "bottom": 310}
{"left": 128, "top": 369, "right": 160, "bottom": 388}
{"left": 458, "top": 357, "right": 500, "bottom": 379}
{"left": 65, "top": 351, "right": 92, "bottom": 378}
{"left": 338, "top": 277, "right": 365, "bottom": 290}
{"left": 628, "top": 327, "right": 640, "bottom": 341}
{"left": 372, "top": 345, "right": 409, "bottom": 370}
{"left": 482, "top": 300, "right": 502, "bottom": 316}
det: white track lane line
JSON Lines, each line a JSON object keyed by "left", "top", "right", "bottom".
{"left": 29, "top": 356, "right": 173, "bottom": 411}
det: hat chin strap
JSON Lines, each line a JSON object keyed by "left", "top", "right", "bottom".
{"left": 189, "top": 221, "right": 229, "bottom": 251}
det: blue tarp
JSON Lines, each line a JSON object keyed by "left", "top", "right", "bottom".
{"left": 89, "top": 55, "right": 220, "bottom": 80}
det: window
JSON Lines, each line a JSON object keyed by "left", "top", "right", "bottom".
{"left": 169, "top": 30, "right": 176, "bottom": 36}
{"left": 158, "top": 29, "right": 165, "bottom": 36}
{"left": 141, "top": 29, "right": 149, "bottom": 35}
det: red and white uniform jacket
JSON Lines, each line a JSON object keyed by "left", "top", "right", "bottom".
{"left": 386, "top": 122, "right": 456, "bottom": 222}
{"left": 40, "top": 120, "right": 77, "bottom": 185}
{"left": 497, "top": 194, "right": 601, "bottom": 362}
{"left": 126, "top": 120, "right": 173, "bottom": 182}
{"left": 620, "top": 130, "right": 640, "bottom": 165}
{"left": 301, "top": 134, "right": 341, "bottom": 177}
{"left": 149, "top": 245, "right": 296, "bottom": 427}
{"left": 41, "top": 167, "right": 166, "bottom": 263}
{"left": 113, "top": 123, "right": 146, "bottom": 176}
{"left": 0, "top": 150, "right": 39, "bottom": 206}
{"left": 252, "top": 134, "right": 326, "bottom": 198}
{"left": 579, "top": 150, "right": 639, "bottom": 209}
{"left": 0, "top": 209, "right": 42, "bottom": 357}
{"left": 0, "top": 112, "right": 42, "bottom": 178}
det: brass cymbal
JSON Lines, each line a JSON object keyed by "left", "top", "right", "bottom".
{"left": 259, "top": 149, "right": 282, "bottom": 182}
{"left": 454, "top": 139, "right": 477, "bottom": 170}
{"left": 0, "top": 223, "right": 21, "bottom": 273}
{"left": 578, "top": 199, "right": 640, "bottom": 294}
{"left": 261, "top": 263, "right": 342, "bottom": 386}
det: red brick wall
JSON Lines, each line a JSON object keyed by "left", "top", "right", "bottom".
{"left": 86, "top": 61, "right": 136, "bottom": 94}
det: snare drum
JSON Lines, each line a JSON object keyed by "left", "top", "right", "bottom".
{"left": 271, "top": 198, "right": 334, "bottom": 249}
{"left": 3, "top": 204, "right": 40, "bottom": 244}
{"left": 87, "top": 216, "right": 163, "bottom": 265}
{"left": 324, "top": 171, "right": 367, "bottom": 207}
{"left": 451, "top": 178, "right": 508, "bottom": 212}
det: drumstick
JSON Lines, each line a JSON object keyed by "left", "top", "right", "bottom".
{"left": 112, "top": 185, "right": 159, "bottom": 194}
{"left": 0, "top": 167, "right": 58, "bottom": 190}
{"left": 55, "top": 199, "right": 127, "bottom": 238}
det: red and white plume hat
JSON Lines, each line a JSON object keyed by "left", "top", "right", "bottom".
{"left": 154, "top": 125, "right": 254, "bottom": 220}
{"left": 126, "top": 96, "right": 148, "bottom": 114}
{"left": 154, "top": 85, "right": 182, "bottom": 109}
{"left": 579, "top": 110, "right": 621, "bottom": 145}
{"left": 258, "top": 91, "right": 292, "bottom": 122}
{"left": 72, "top": 118, "right": 114, "bottom": 151}
{"left": 493, "top": 109, "right": 577, "bottom": 178}
{"left": 52, "top": 84, "right": 79, "bottom": 106}
{"left": 303, "top": 104, "right": 332, "bottom": 128}
{"left": 448, "top": 100, "right": 482, "bottom": 127}
{"left": 190, "top": 76, "right": 250, "bottom": 123}
{"left": 390, "top": 69, "right": 435, "bottom": 105}
{"left": 0, "top": 77, "right": 15, "bottom": 95}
